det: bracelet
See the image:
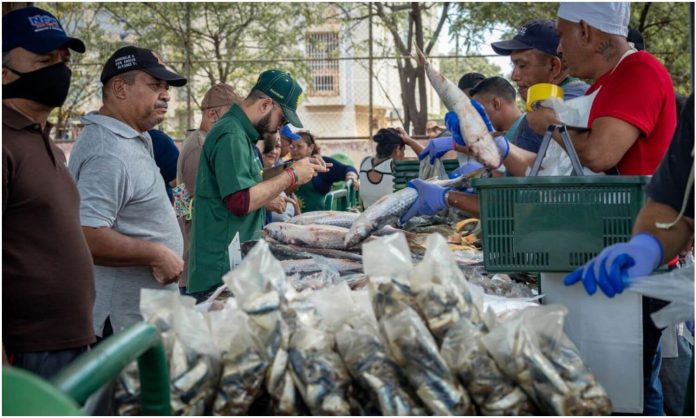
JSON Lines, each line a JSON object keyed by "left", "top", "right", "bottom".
{"left": 285, "top": 167, "right": 296, "bottom": 187}
{"left": 290, "top": 166, "right": 299, "bottom": 185}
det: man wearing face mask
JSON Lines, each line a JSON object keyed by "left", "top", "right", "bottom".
{"left": 68, "top": 46, "right": 188, "bottom": 340}
{"left": 186, "top": 69, "right": 328, "bottom": 301}
{"left": 175, "top": 83, "right": 240, "bottom": 294}
{"left": 2, "top": 6, "right": 96, "bottom": 377}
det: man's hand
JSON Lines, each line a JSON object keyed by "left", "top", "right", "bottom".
{"left": 400, "top": 179, "right": 450, "bottom": 225}
{"left": 266, "top": 195, "right": 289, "bottom": 214}
{"left": 448, "top": 162, "right": 483, "bottom": 194}
{"left": 419, "top": 137, "right": 455, "bottom": 164}
{"left": 292, "top": 157, "right": 329, "bottom": 185}
{"left": 526, "top": 107, "right": 561, "bottom": 135}
{"left": 564, "top": 233, "right": 663, "bottom": 297}
{"left": 150, "top": 244, "right": 184, "bottom": 285}
{"left": 346, "top": 172, "right": 360, "bottom": 191}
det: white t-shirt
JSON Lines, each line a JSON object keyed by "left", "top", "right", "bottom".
{"left": 359, "top": 156, "right": 395, "bottom": 208}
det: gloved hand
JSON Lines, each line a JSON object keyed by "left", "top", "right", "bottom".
{"left": 564, "top": 233, "right": 663, "bottom": 297}
{"left": 444, "top": 109, "right": 510, "bottom": 161}
{"left": 400, "top": 179, "right": 450, "bottom": 225}
{"left": 418, "top": 136, "right": 456, "bottom": 164}
{"left": 448, "top": 162, "right": 483, "bottom": 194}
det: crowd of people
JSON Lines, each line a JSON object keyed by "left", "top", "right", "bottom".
{"left": 2, "top": 2, "right": 693, "bottom": 415}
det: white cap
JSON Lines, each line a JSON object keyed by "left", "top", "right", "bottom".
{"left": 557, "top": 2, "right": 630, "bottom": 37}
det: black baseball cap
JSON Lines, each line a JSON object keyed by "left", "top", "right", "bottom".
{"left": 100, "top": 46, "right": 187, "bottom": 87}
{"left": 627, "top": 28, "right": 645, "bottom": 51}
{"left": 491, "top": 19, "right": 559, "bottom": 57}
{"left": 458, "top": 72, "right": 486, "bottom": 92}
{"left": 3, "top": 6, "right": 86, "bottom": 54}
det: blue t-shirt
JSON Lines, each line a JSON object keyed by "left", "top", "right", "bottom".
{"left": 311, "top": 156, "right": 358, "bottom": 195}
{"left": 149, "top": 129, "right": 180, "bottom": 202}
{"left": 510, "top": 76, "right": 590, "bottom": 154}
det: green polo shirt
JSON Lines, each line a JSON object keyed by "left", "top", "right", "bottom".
{"left": 187, "top": 105, "right": 265, "bottom": 294}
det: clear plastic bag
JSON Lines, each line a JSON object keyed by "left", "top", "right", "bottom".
{"left": 419, "top": 157, "right": 448, "bottom": 180}
{"left": 627, "top": 265, "right": 694, "bottom": 328}
{"left": 209, "top": 306, "right": 268, "bottom": 415}
{"left": 440, "top": 317, "right": 537, "bottom": 415}
{"left": 381, "top": 306, "right": 475, "bottom": 415}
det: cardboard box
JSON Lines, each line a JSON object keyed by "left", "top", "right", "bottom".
{"left": 541, "top": 273, "right": 644, "bottom": 413}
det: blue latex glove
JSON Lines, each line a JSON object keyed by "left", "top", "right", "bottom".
{"left": 448, "top": 162, "right": 483, "bottom": 194}
{"left": 444, "top": 109, "right": 510, "bottom": 161}
{"left": 418, "top": 136, "right": 455, "bottom": 164}
{"left": 564, "top": 233, "right": 663, "bottom": 297}
{"left": 400, "top": 179, "right": 450, "bottom": 225}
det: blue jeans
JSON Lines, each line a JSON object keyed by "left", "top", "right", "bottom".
{"left": 11, "top": 346, "right": 88, "bottom": 379}
{"left": 644, "top": 297, "right": 669, "bottom": 415}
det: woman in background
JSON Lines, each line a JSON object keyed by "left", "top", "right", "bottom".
{"left": 260, "top": 132, "right": 300, "bottom": 222}
{"left": 359, "top": 127, "right": 424, "bottom": 208}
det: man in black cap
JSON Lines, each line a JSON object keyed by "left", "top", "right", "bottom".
{"left": 68, "top": 46, "right": 188, "bottom": 339}
{"left": 457, "top": 72, "right": 486, "bottom": 97}
{"left": 2, "top": 6, "right": 96, "bottom": 377}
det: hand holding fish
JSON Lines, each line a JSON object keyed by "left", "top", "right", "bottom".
{"left": 448, "top": 162, "right": 483, "bottom": 194}
{"left": 444, "top": 111, "right": 510, "bottom": 162}
{"left": 399, "top": 179, "right": 450, "bottom": 225}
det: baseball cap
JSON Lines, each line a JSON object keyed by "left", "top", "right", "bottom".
{"left": 627, "top": 27, "right": 645, "bottom": 51}
{"left": 280, "top": 124, "right": 301, "bottom": 141}
{"left": 491, "top": 19, "right": 559, "bottom": 56}
{"left": 557, "top": 2, "right": 630, "bottom": 37}
{"left": 3, "top": 6, "right": 86, "bottom": 54}
{"left": 457, "top": 72, "right": 486, "bottom": 92}
{"left": 252, "top": 69, "right": 304, "bottom": 128}
{"left": 100, "top": 46, "right": 187, "bottom": 87}
{"left": 201, "top": 83, "right": 241, "bottom": 109}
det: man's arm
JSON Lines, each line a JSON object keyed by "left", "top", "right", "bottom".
{"left": 633, "top": 199, "right": 694, "bottom": 265}
{"left": 82, "top": 227, "right": 183, "bottom": 284}
{"left": 527, "top": 108, "right": 640, "bottom": 173}
{"left": 446, "top": 192, "right": 481, "bottom": 218}
{"left": 248, "top": 157, "right": 327, "bottom": 213}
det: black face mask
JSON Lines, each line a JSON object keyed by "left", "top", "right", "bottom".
{"left": 2, "top": 62, "right": 72, "bottom": 107}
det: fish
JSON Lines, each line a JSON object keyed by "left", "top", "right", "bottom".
{"left": 213, "top": 349, "right": 268, "bottom": 415}
{"left": 414, "top": 45, "right": 501, "bottom": 168}
{"left": 441, "top": 318, "right": 537, "bottom": 415}
{"left": 264, "top": 222, "right": 367, "bottom": 250}
{"left": 280, "top": 258, "right": 362, "bottom": 275}
{"left": 287, "top": 211, "right": 360, "bottom": 228}
{"left": 344, "top": 170, "right": 486, "bottom": 247}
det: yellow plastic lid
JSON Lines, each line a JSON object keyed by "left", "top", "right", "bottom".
{"left": 526, "top": 83, "right": 564, "bottom": 111}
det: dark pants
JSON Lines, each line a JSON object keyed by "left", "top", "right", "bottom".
{"left": 660, "top": 335, "right": 693, "bottom": 415}
{"left": 11, "top": 346, "right": 88, "bottom": 380}
{"left": 187, "top": 285, "right": 218, "bottom": 304}
{"left": 644, "top": 296, "right": 669, "bottom": 416}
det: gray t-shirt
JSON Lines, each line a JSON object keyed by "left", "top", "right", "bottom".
{"left": 68, "top": 113, "right": 183, "bottom": 336}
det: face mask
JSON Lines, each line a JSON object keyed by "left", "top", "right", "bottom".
{"left": 3, "top": 62, "right": 72, "bottom": 107}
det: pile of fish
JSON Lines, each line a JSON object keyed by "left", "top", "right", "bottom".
{"left": 116, "top": 232, "right": 613, "bottom": 416}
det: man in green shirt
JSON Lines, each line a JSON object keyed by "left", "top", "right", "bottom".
{"left": 187, "top": 69, "right": 326, "bottom": 300}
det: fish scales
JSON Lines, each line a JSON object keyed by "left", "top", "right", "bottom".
{"left": 264, "top": 222, "right": 351, "bottom": 249}
{"left": 287, "top": 211, "right": 360, "bottom": 228}
{"left": 415, "top": 46, "right": 501, "bottom": 168}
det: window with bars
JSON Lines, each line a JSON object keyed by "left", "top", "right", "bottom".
{"left": 306, "top": 32, "right": 340, "bottom": 96}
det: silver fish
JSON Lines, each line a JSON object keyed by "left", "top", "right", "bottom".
{"left": 213, "top": 349, "right": 268, "bottom": 415}
{"left": 287, "top": 210, "right": 360, "bottom": 228}
{"left": 264, "top": 222, "right": 359, "bottom": 249}
{"left": 415, "top": 46, "right": 501, "bottom": 168}
{"left": 441, "top": 318, "right": 537, "bottom": 415}
{"left": 344, "top": 171, "right": 485, "bottom": 247}
{"left": 280, "top": 258, "right": 362, "bottom": 275}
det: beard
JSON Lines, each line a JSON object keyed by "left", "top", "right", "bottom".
{"left": 255, "top": 112, "right": 277, "bottom": 135}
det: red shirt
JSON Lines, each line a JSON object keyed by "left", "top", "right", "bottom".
{"left": 586, "top": 51, "right": 676, "bottom": 175}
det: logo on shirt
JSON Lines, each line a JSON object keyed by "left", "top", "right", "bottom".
{"left": 28, "top": 15, "right": 62, "bottom": 33}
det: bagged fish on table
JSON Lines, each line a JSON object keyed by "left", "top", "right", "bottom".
{"left": 336, "top": 319, "right": 424, "bottom": 415}
{"left": 345, "top": 171, "right": 485, "bottom": 247}
{"left": 265, "top": 222, "right": 370, "bottom": 249}
{"left": 287, "top": 210, "right": 360, "bottom": 228}
{"left": 382, "top": 306, "right": 475, "bottom": 415}
{"left": 209, "top": 306, "right": 268, "bottom": 415}
{"left": 414, "top": 46, "right": 501, "bottom": 168}
{"left": 280, "top": 257, "right": 362, "bottom": 275}
{"left": 529, "top": 305, "right": 613, "bottom": 415}
{"left": 441, "top": 318, "right": 536, "bottom": 415}
{"left": 411, "top": 234, "right": 486, "bottom": 343}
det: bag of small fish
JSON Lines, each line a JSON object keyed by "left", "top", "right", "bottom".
{"left": 117, "top": 234, "right": 612, "bottom": 416}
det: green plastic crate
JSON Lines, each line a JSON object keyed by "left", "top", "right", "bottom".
{"left": 471, "top": 175, "right": 651, "bottom": 272}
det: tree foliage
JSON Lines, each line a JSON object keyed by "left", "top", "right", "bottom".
{"left": 449, "top": 2, "right": 692, "bottom": 95}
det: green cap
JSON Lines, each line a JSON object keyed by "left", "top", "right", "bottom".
{"left": 252, "top": 69, "right": 304, "bottom": 128}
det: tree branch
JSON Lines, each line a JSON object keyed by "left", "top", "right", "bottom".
{"left": 638, "top": 2, "right": 652, "bottom": 33}
{"left": 426, "top": 2, "right": 450, "bottom": 55}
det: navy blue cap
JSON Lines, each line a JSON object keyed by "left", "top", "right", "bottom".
{"left": 280, "top": 124, "right": 301, "bottom": 141}
{"left": 491, "top": 19, "right": 559, "bottom": 57}
{"left": 3, "top": 7, "right": 86, "bottom": 54}
{"left": 101, "top": 46, "right": 187, "bottom": 87}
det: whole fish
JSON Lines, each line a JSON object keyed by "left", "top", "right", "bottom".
{"left": 344, "top": 170, "right": 485, "bottom": 247}
{"left": 415, "top": 46, "right": 501, "bottom": 168}
{"left": 280, "top": 258, "right": 362, "bottom": 275}
{"left": 287, "top": 211, "right": 360, "bottom": 228}
{"left": 266, "top": 222, "right": 373, "bottom": 249}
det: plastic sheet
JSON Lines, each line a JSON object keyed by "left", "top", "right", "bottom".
{"left": 628, "top": 265, "right": 694, "bottom": 328}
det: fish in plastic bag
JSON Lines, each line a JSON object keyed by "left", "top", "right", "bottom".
{"left": 441, "top": 317, "right": 537, "bottom": 415}
{"left": 381, "top": 306, "right": 475, "bottom": 415}
{"left": 209, "top": 306, "right": 268, "bottom": 415}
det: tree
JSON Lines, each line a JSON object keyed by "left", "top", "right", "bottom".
{"left": 449, "top": 2, "right": 692, "bottom": 95}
